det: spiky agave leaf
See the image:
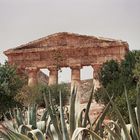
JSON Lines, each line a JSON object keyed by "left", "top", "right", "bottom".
{"left": 136, "top": 83, "right": 140, "bottom": 135}
{"left": 0, "top": 124, "right": 12, "bottom": 140}
{"left": 36, "top": 121, "right": 46, "bottom": 133}
{"left": 77, "top": 108, "right": 85, "bottom": 127}
{"left": 45, "top": 116, "right": 54, "bottom": 140}
{"left": 94, "top": 100, "right": 111, "bottom": 133}
{"left": 69, "top": 86, "right": 77, "bottom": 138}
{"left": 0, "top": 124, "right": 31, "bottom": 140}
{"left": 46, "top": 91, "right": 62, "bottom": 140}
{"left": 59, "top": 91, "right": 70, "bottom": 140}
{"left": 27, "top": 129, "right": 46, "bottom": 140}
{"left": 15, "top": 107, "right": 24, "bottom": 127}
{"left": 124, "top": 86, "right": 140, "bottom": 140}
{"left": 71, "top": 127, "right": 103, "bottom": 140}
{"left": 18, "top": 124, "right": 32, "bottom": 135}
{"left": 40, "top": 109, "right": 48, "bottom": 122}
{"left": 105, "top": 90, "right": 132, "bottom": 140}
{"left": 28, "top": 104, "right": 37, "bottom": 129}
{"left": 3, "top": 114, "right": 17, "bottom": 132}
{"left": 109, "top": 120, "right": 121, "bottom": 136}
{"left": 8, "top": 109, "right": 18, "bottom": 130}
{"left": 63, "top": 106, "right": 69, "bottom": 123}
{"left": 44, "top": 94, "right": 58, "bottom": 140}
{"left": 103, "top": 122, "right": 121, "bottom": 140}
{"left": 83, "top": 87, "right": 94, "bottom": 127}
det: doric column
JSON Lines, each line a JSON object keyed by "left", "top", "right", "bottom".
{"left": 70, "top": 65, "right": 82, "bottom": 89}
{"left": 92, "top": 64, "right": 102, "bottom": 90}
{"left": 26, "top": 67, "right": 39, "bottom": 87}
{"left": 48, "top": 66, "right": 58, "bottom": 85}
{"left": 70, "top": 65, "right": 82, "bottom": 105}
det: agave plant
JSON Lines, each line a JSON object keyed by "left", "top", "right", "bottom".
{"left": 0, "top": 85, "right": 112, "bottom": 140}
{"left": 102, "top": 83, "right": 140, "bottom": 140}
{"left": 43, "top": 86, "right": 112, "bottom": 140}
{"left": 55, "top": 83, "right": 140, "bottom": 140}
{"left": 0, "top": 104, "right": 47, "bottom": 140}
{"left": 122, "top": 84, "right": 140, "bottom": 140}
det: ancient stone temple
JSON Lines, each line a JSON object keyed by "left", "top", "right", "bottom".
{"left": 4, "top": 32, "right": 129, "bottom": 89}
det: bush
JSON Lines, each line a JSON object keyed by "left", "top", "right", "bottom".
{"left": 39, "top": 83, "right": 70, "bottom": 106}
{"left": 94, "top": 51, "right": 140, "bottom": 122}
{"left": 15, "top": 85, "right": 42, "bottom": 106}
{"left": 0, "top": 62, "right": 24, "bottom": 117}
{"left": 15, "top": 81, "right": 70, "bottom": 109}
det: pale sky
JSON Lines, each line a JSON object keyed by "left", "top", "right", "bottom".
{"left": 0, "top": 0, "right": 140, "bottom": 82}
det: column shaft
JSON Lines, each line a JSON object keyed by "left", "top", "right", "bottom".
{"left": 92, "top": 64, "right": 102, "bottom": 90}
{"left": 70, "top": 65, "right": 82, "bottom": 105}
{"left": 71, "top": 65, "right": 81, "bottom": 89}
{"left": 27, "top": 67, "right": 39, "bottom": 87}
{"left": 48, "top": 67, "right": 58, "bottom": 85}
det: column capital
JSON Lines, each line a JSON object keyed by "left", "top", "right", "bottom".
{"left": 91, "top": 63, "right": 102, "bottom": 69}
{"left": 26, "top": 67, "right": 39, "bottom": 72}
{"left": 48, "top": 66, "right": 58, "bottom": 71}
{"left": 70, "top": 64, "right": 82, "bottom": 70}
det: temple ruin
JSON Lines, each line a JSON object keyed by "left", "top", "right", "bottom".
{"left": 4, "top": 32, "right": 129, "bottom": 89}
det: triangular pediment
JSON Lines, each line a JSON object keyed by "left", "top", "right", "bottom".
{"left": 4, "top": 32, "right": 128, "bottom": 54}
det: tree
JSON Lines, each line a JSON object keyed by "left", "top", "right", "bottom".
{"left": 94, "top": 51, "right": 139, "bottom": 122}
{"left": 0, "top": 62, "right": 23, "bottom": 117}
{"left": 133, "top": 50, "right": 140, "bottom": 84}
{"left": 96, "top": 60, "right": 124, "bottom": 104}
{"left": 120, "top": 50, "right": 136, "bottom": 88}
{"left": 99, "top": 59, "right": 120, "bottom": 88}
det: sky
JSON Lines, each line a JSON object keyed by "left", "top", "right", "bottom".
{"left": 0, "top": 0, "right": 140, "bottom": 82}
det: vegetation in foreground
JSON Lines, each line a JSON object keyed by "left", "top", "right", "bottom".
{"left": 95, "top": 50, "right": 140, "bottom": 122}
{"left": 0, "top": 62, "right": 24, "bottom": 118}
{"left": 0, "top": 84, "right": 140, "bottom": 140}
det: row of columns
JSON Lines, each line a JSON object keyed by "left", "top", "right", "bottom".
{"left": 26, "top": 64, "right": 102, "bottom": 90}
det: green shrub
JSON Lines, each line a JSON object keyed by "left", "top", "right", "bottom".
{"left": 39, "top": 83, "right": 70, "bottom": 106}
{"left": 15, "top": 83, "right": 70, "bottom": 108}
{"left": 0, "top": 86, "right": 108, "bottom": 140}
{"left": 94, "top": 51, "right": 140, "bottom": 122}
{"left": 0, "top": 62, "right": 24, "bottom": 118}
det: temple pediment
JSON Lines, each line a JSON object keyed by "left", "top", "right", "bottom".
{"left": 4, "top": 32, "right": 128, "bottom": 54}
{"left": 4, "top": 32, "right": 129, "bottom": 73}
